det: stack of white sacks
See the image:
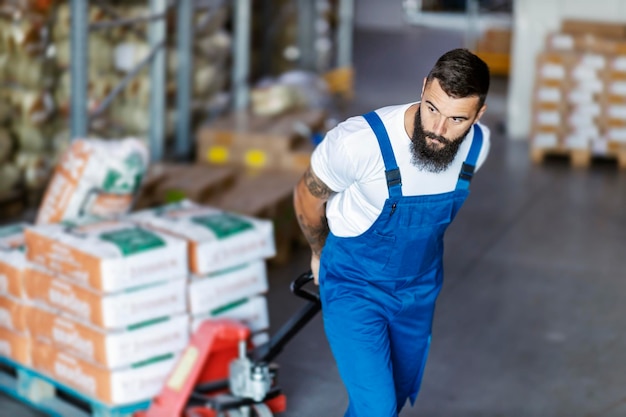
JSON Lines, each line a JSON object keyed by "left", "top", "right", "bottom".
{"left": 0, "top": 224, "right": 33, "bottom": 367}
{"left": 0, "top": 199, "right": 276, "bottom": 406}
{"left": 130, "top": 200, "right": 275, "bottom": 348}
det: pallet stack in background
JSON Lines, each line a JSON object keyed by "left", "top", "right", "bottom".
{"left": 530, "top": 19, "right": 626, "bottom": 169}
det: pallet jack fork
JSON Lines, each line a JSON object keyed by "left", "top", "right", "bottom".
{"left": 136, "top": 271, "right": 321, "bottom": 417}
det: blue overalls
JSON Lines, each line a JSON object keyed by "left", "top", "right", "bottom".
{"left": 319, "top": 111, "right": 483, "bottom": 417}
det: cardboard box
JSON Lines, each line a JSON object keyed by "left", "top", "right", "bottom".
{"left": 547, "top": 32, "right": 626, "bottom": 55}
{"left": 561, "top": 19, "right": 626, "bottom": 40}
{"left": 130, "top": 201, "right": 275, "bottom": 275}
{"left": 530, "top": 126, "right": 563, "bottom": 149}
{"left": 28, "top": 305, "right": 189, "bottom": 368}
{"left": 32, "top": 341, "right": 178, "bottom": 405}
{"left": 196, "top": 109, "right": 325, "bottom": 170}
{"left": 188, "top": 261, "right": 268, "bottom": 314}
{"left": 24, "top": 218, "right": 188, "bottom": 292}
{"left": 476, "top": 28, "right": 511, "bottom": 55}
{"left": 23, "top": 265, "right": 188, "bottom": 329}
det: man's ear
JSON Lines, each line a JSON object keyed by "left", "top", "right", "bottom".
{"left": 475, "top": 104, "right": 487, "bottom": 123}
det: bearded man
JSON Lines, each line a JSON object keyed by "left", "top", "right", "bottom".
{"left": 293, "top": 48, "right": 491, "bottom": 417}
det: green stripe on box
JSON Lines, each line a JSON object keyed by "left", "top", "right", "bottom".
{"left": 131, "top": 353, "right": 174, "bottom": 369}
{"left": 211, "top": 298, "right": 249, "bottom": 316}
{"left": 126, "top": 316, "right": 169, "bottom": 331}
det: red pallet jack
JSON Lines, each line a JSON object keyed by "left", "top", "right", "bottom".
{"left": 136, "top": 271, "right": 321, "bottom": 417}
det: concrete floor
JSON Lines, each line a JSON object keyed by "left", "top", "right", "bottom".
{"left": 6, "top": 25, "right": 626, "bottom": 417}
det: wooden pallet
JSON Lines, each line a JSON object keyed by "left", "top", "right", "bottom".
{"left": 530, "top": 146, "right": 626, "bottom": 170}
{"left": 0, "top": 356, "right": 150, "bottom": 417}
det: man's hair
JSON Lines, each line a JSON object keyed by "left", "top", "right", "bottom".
{"left": 426, "top": 48, "right": 490, "bottom": 109}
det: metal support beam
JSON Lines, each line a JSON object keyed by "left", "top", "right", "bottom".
{"left": 465, "top": 0, "right": 480, "bottom": 50}
{"left": 176, "top": 0, "right": 194, "bottom": 158}
{"left": 297, "top": 0, "right": 316, "bottom": 71}
{"left": 336, "top": 0, "right": 354, "bottom": 69}
{"left": 70, "top": 0, "right": 88, "bottom": 140}
{"left": 232, "top": 0, "right": 251, "bottom": 110}
{"left": 149, "top": 0, "right": 167, "bottom": 162}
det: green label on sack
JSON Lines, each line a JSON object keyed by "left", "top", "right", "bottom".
{"left": 191, "top": 213, "right": 253, "bottom": 239}
{"left": 102, "top": 152, "right": 145, "bottom": 193}
{"left": 99, "top": 228, "right": 165, "bottom": 255}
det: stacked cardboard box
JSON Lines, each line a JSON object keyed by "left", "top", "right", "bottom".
{"left": 531, "top": 19, "right": 626, "bottom": 168}
{"left": 196, "top": 108, "right": 324, "bottom": 173}
{"left": 22, "top": 217, "right": 190, "bottom": 405}
{"left": 475, "top": 27, "right": 512, "bottom": 76}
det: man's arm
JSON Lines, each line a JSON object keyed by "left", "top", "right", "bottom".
{"left": 293, "top": 166, "right": 334, "bottom": 281}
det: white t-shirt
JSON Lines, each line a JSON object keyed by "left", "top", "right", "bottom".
{"left": 311, "top": 102, "right": 490, "bottom": 237}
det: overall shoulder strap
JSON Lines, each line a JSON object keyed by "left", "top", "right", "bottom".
{"left": 362, "top": 111, "right": 403, "bottom": 198}
{"left": 456, "top": 124, "right": 483, "bottom": 191}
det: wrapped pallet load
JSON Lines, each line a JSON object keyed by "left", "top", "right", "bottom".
{"left": 35, "top": 138, "right": 149, "bottom": 225}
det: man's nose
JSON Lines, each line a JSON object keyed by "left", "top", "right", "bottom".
{"left": 431, "top": 115, "right": 446, "bottom": 136}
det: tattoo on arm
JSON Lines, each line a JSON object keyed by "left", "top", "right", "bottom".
{"left": 304, "top": 167, "right": 334, "bottom": 199}
{"left": 297, "top": 212, "right": 329, "bottom": 257}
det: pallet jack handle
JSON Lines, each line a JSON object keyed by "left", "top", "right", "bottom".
{"left": 250, "top": 270, "right": 321, "bottom": 364}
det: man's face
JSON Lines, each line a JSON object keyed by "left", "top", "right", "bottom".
{"left": 411, "top": 78, "right": 485, "bottom": 172}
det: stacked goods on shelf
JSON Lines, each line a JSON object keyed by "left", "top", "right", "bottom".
{"left": 51, "top": 2, "right": 232, "bottom": 141}
{"left": 530, "top": 19, "right": 626, "bottom": 169}
{"left": 22, "top": 217, "right": 189, "bottom": 405}
{"left": 0, "top": 1, "right": 59, "bottom": 207}
{"left": 0, "top": 223, "right": 34, "bottom": 367}
{"left": 251, "top": 0, "right": 338, "bottom": 77}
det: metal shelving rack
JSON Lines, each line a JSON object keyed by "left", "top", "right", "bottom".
{"left": 69, "top": 0, "right": 353, "bottom": 162}
{"left": 69, "top": 0, "right": 249, "bottom": 162}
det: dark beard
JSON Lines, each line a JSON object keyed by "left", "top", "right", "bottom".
{"left": 410, "top": 107, "right": 471, "bottom": 173}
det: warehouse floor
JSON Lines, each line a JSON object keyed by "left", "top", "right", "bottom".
{"left": 6, "top": 23, "right": 626, "bottom": 417}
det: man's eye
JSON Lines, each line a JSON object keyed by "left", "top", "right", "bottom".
{"left": 451, "top": 118, "right": 463, "bottom": 123}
